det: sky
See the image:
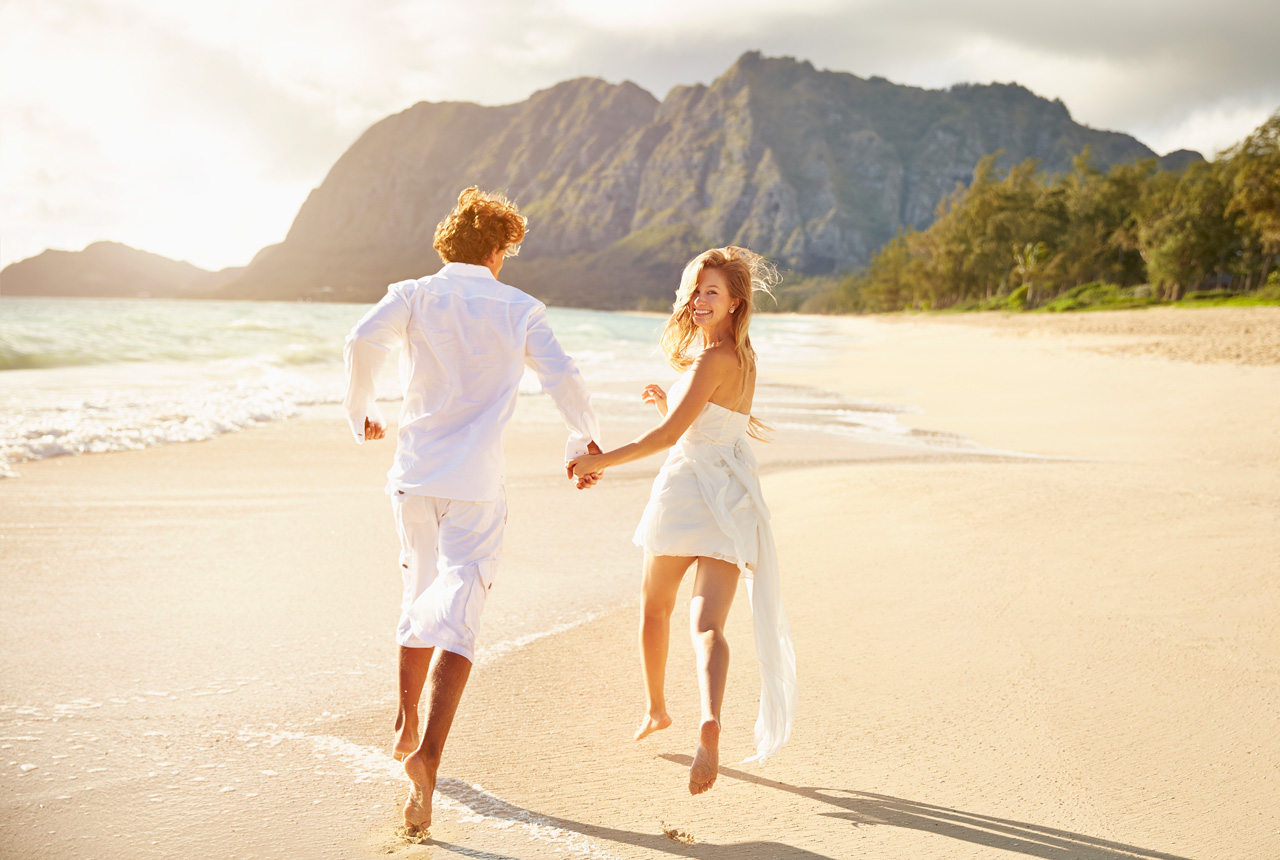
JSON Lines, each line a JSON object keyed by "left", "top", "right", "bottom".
{"left": 3, "top": 0, "right": 1278, "bottom": 272}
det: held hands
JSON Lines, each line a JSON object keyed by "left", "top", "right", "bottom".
{"left": 565, "top": 442, "right": 604, "bottom": 491}
{"left": 364, "top": 418, "right": 387, "bottom": 441}
{"left": 568, "top": 453, "right": 605, "bottom": 483}
{"left": 642, "top": 384, "right": 667, "bottom": 416}
{"left": 566, "top": 441, "right": 604, "bottom": 490}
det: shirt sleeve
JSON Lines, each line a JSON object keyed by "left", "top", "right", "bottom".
{"left": 523, "top": 305, "right": 601, "bottom": 461}
{"left": 343, "top": 281, "right": 412, "bottom": 443}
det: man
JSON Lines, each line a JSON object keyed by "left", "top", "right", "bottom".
{"left": 343, "top": 187, "right": 601, "bottom": 832}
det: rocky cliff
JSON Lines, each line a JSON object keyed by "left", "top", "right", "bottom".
{"left": 225, "top": 52, "right": 1194, "bottom": 306}
{"left": 6, "top": 53, "right": 1201, "bottom": 306}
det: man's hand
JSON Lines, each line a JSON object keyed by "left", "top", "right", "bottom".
{"left": 364, "top": 418, "right": 387, "bottom": 441}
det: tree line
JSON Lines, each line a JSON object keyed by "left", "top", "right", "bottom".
{"left": 823, "top": 110, "right": 1280, "bottom": 313}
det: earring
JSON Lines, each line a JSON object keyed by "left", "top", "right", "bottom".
{"left": 730, "top": 306, "right": 736, "bottom": 314}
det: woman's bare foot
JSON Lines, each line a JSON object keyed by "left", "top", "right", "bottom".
{"left": 688, "top": 719, "right": 720, "bottom": 795}
{"left": 401, "top": 751, "right": 436, "bottom": 833}
{"left": 634, "top": 711, "right": 672, "bottom": 741}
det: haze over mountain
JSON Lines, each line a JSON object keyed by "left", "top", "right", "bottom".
{"left": 0, "top": 242, "right": 239, "bottom": 300}
{"left": 2, "top": 52, "right": 1201, "bottom": 306}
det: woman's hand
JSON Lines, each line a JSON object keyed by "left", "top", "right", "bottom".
{"left": 642, "top": 384, "right": 668, "bottom": 416}
{"left": 564, "top": 442, "right": 606, "bottom": 489}
{"left": 568, "top": 453, "right": 605, "bottom": 479}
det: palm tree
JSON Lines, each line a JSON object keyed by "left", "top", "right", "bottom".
{"left": 1011, "top": 241, "right": 1048, "bottom": 306}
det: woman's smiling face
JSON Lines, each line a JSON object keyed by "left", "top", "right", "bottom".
{"left": 690, "top": 267, "right": 736, "bottom": 331}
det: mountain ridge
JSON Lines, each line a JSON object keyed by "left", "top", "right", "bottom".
{"left": 0, "top": 241, "right": 239, "bottom": 299}
{"left": 2, "top": 53, "right": 1203, "bottom": 306}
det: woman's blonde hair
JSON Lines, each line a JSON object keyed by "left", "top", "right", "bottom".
{"left": 433, "top": 187, "right": 527, "bottom": 265}
{"left": 659, "top": 246, "right": 779, "bottom": 441}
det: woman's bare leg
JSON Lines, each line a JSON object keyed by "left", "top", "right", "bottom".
{"left": 687, "top": 556, "right": 739, "bottom": 795}
{"left": 635, "top": 554, "right": 695, "bottom": 740}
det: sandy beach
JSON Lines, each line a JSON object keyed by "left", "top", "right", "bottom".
{"left": 2, "top": 306, "right": 1278, "bottom": 859}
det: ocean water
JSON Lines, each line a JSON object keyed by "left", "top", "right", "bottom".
{"left": 0, "top": 296, "right": 983, "bottom": 476}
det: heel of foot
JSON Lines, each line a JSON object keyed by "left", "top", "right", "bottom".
{"left": 699, "top": 719, "right": 720, "bottom": 744}
{"left": 393, "top": 731, "right": 420, "bottom": 762}
{"left": 401, "top": 752, "right": 437, "bottom": 831}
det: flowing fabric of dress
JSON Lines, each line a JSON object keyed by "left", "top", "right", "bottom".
{"left": 632, "top": 372, "right": 797, "bottom": 762}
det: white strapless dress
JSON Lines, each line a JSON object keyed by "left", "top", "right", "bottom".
{"left": 632, "top": 376, "right": 798, "bottom": 762}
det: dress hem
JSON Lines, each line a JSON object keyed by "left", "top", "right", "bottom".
{"left": 632, "top": 540, "right": 756, "bottom": 575}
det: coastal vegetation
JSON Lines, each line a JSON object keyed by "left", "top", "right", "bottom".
{"left": 817, "top": 110, "right": 1280, "bottom": 313}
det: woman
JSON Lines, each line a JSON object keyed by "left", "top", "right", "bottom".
{"left": 568, "top": 246, "right": 797, "bottom": 794}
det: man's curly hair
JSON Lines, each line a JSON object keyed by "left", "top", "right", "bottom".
{"left": 432, "top": 187, "right": 527, "bottom": 266}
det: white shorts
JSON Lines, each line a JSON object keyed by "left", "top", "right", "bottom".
{"left": 391, "top": 488, "right": 507, "bottom": 662}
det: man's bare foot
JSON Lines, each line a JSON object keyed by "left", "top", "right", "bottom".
{"left": 634, "top": 711, "right": 672, "bottom": 741}
{"left": 392, "top": 726, "right": 419, "bottom": 762}
{"left": 401, "top": 751, "right": 436, "bottom": 833}
{"left": 688, "top": 719, "right": 720, "bottom": 795}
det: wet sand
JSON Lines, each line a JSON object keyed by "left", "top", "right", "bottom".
{"left": 2, "top": 308, "right": 1278, "bottom": 859}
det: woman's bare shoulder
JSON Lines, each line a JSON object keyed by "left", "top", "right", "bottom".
{"left": 692, "top": 344, "right": 740, "bottom": 374}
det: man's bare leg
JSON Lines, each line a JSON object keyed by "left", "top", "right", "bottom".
{"left": 634, "top": 554, "right": 694, "bottom": 741}
{"left": 395, "top": 645, "right": 433, "bottom": 760}
{"left": 687, "top": 557, "right": 738, "bottom": 795}
{"left": 402, "top": 648, "right": 472, "bottom": 832}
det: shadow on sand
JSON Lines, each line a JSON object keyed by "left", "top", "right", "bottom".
{"left": 433, "top": 777, "right": 835, "bottom": 859}
{"left": 433, "top": 758, "right": 1196, "bottom": 860}
{"left": 661, "top": 754, "right": 1197, "bottom": 860}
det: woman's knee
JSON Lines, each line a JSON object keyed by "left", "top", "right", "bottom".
{"left": 640, "top": 569, "right": 683, "bottom": 619}
{"left": 691, "top": 623, "right": 727, "bottom": 649}
{"left": 641, "top": 595, "right": 676, "bottom": 622}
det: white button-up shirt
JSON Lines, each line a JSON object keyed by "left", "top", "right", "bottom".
{"left": 343, "top": 262, "right": 600, "bottom": 501}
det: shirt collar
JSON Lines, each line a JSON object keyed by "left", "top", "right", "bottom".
{"left": 439, "top": 262, "right": 497, "bottom": 280}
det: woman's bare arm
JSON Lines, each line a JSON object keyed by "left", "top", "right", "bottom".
{"left": 569, "top": 350, "right": 735, "bottom": 477}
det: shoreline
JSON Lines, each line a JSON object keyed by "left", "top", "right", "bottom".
{"left": 5, "top": 303, "right": 1276, "bottom": 480}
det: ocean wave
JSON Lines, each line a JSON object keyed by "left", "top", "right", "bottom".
{"left": 225, "top": 318, "right": 286, "bottom": 332}
{"left": 1, "top": 296, "right": 355, "bottom": 372}
{"left": 268, "top": 344, "right": 344, "bottom": 365}
{"left": 0, "top": 345, "right": 341, "bottom": 372}
{"left": 0, "top": 349, "right": 107, "bottom": 372}
{"left": 0, "top": 366, "right": 345, "bottom": 476}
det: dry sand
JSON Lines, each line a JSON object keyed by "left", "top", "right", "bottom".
{"left": 2, "top": 307, "right": 1277, "bottom": 859}
{"left": 931, "top": 305, "right": 1280, "bottom": 366}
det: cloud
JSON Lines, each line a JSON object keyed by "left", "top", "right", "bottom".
{"left": 3, "top": 0, "right": 1278, "bottom": 269}
{"left": 0, "top": 0, "right": 371, "bottom": 268}
{"left": 537, "top": 0, "right": 1280, "bottom": 155}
